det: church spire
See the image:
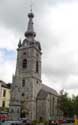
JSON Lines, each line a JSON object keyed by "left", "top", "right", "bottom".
{"left": 25, "top": 10, "right": 36, "bottom": 39}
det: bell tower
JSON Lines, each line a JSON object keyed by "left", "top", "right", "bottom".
{"left": 9, "top": 10, "right": 42, "bottom": 120}
{"left": 16, "top": 11, "right": 41, "bottom": 83}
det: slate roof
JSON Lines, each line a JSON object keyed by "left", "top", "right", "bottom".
{"left": 37, "top": 83, "right": 58, "bottom": 100}
{"left": 37, "top": 89, "right": 48, "bottom": 99}
{"left": 41, "top": 84, "right": 58, "bottom": 96}
{"left": 0, "top": 80, "right": 11, "bottom": 89}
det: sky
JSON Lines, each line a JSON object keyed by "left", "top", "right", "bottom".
{"left": 0, "top": 0, "right": 78, "bottom": 96}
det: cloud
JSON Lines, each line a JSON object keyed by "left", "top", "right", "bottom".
{"left": 0, "top": 0, "right": 49, "bottom": 33}
{"left": 0, "top": 26, "right": 20, "bottom": 50}
{"left": 41, "top": 1, "right": 78, "bottom": 93}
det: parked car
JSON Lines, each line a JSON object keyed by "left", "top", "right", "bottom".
{"left": 66, "top": 119, "right": 74, "bottom": 123}
{"left": 58, "top": 120, "right": 64, "bottom": 124}
{"left": 19, "top": 118, "right": 32, "bottom": 125}
{"left": 0, "top": 120, "right": 23, "bottom": 125}
{"left": 49, "top": 119, "right": 67, "bottom": 125}
{"left": 0, "top": 112, "right": 9, "bottom": 121}
{"left": 49, "top": 120, "right": 58, "bottom": 125}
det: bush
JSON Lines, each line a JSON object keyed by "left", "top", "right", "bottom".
{"left": 32, "top": 119, "right": 48, "bottom": 125}
{"left": 32, "top": 120, "right": 38, "bottom": 125}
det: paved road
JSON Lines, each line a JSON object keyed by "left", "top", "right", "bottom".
{"left": 62, "top": 123, "right": 74, "bottom": 125}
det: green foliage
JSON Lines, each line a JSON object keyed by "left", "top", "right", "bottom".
{"left": 44, "top": 121, "right": 48, "bottom": 125}
{"left": 32, "top": 120, "right": 48, "bottom": 125}
{"left": 32, "top": 120, "right": 38, "bottom": 125}
{"left": 58, "top": 90, "right": 78, "bottom": 118}
{"left": 72, "top": 95, "right": 78, "bottom": 116}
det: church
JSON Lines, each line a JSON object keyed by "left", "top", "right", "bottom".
{"left": 9, "top": 10, "right": 58, "bottom": 121}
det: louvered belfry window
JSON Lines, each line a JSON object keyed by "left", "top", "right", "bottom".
{"left": 22, "top": 59, "right": 27, "bottom": 68}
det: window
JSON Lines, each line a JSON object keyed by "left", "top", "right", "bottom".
{"left": 22, "top": 79, "right": 25, "bottom": 87}
{"left": 23, "top": 52, "right": 26, "bottom": 55}
{"left": 37, "top": 81, "right": 38, "bottom": 84}
{"left": 36, "top": 61, "right": 39, "bottom": 73}
{"left": 53, "top": 97, "right": 55, "bottom": 115}
{"left": 22, "top": 59, "right": 27, "bottom": 68}
{"left": 11, "top": 109, "right": 14, "bottom": 113}
{"left": 3, "top": 90, "right": 6, "bottom": 97}
{"left": 22, "top": 93, "right": 24, "bottom": 96}
{"left": 17, "top": 108, "right": 20, "bottom": 113}
{"left": 2, "top": 101, "right": 5, "bottom": 107}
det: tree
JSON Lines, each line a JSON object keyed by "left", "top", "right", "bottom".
{"left": 58, "top": 90, "right": 74, "bottom": 118}
{"left": 72, "top": 95, "right": 78, "bottom": 116}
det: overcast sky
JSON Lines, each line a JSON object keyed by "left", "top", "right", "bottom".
{"left": 0, "top": 0, "right": 78, "bottom": 96}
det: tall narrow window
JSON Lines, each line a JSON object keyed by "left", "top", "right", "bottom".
{"left": 11, "top": 109, "right": 14, "bottom": 113}
{"left": 53, "top": 97, "right": 55, "bottom": 115}
{"left": 22, "top": 93, "right": 24, "bottom": 96}
{"left": 22, "top": 79, "right": 25, "bottom": 87}
{"left": 22, "top": 59, "right": 27, "bottom": 69}
{"left": 3, "top": 90, "right": 6, "bottom": 97}
{"left": 36, "top": 61, "right": 39, "bottom": 73}
{"left": 2, "top": 101, "right": 5, "bottom": 107}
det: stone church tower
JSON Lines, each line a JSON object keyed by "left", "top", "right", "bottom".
{"left": 9, "top": 11, "right": 42, "bottom": 120}
{"left": 9, "top": 10, "right": 58, "bottom": 121}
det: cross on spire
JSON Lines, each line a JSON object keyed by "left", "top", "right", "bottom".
{"left": 30, "top": 0, "right": 32, "bottom": 12}
{"left": 24, "top": 0, "right": 36, "bottom": 39}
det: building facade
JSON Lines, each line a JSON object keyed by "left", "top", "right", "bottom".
{"left": 0, "top": 80, "right": 11, "bottom": 112}
{"left": 9, "top": 11, "right": 58, "bottom": 121}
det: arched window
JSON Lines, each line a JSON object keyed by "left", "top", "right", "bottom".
{"left": 2, "top": 101, "right": 5, "bottom": 107}
{"left": 22, "top": 79, "right": 25, "bottom": 87}
{"left": 22, "top": 93, "right": 24, "bottom": 96}
{"left": 23, "top": 52, "right": 26, "bottom": 55}
{"left": 17, "top": 108, "right": 20, "bottom": 113}
{"left": 22, "top": 59, "right": 27, "bottom": 68}
{"left": 36, "top": 61, "right": 39, "bottom": 73}
{"left": 11, "top": 109, "right": 14, "bottom": 113}
{"left": 53, "top": 97, "right": 55, "bottom": 115}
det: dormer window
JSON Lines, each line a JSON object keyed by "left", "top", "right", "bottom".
{"left": 22, "top": 59, "right": 27, "bottom": 69}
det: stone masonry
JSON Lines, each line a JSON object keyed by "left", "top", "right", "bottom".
{"left": 9, "top": 10, "right": 58, "bottom": 121}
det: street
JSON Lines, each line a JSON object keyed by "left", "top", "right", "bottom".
{"left": 62, "top": 124, "right": 74, "bottom": 125}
